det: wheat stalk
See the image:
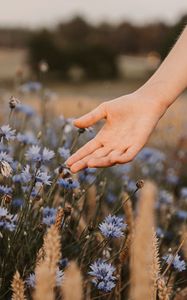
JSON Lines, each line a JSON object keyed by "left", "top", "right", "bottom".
{"left": 157, "top": 278, "right": 171, "bottom": 300}
{"left": 55, "top": 207, "right": 64, "bottom": 230}
{"left": 34, "top": 225, "right": 61, "bottom": 299}
{"left": 61, "top": 261, "right": 83, "bottom": 300}
{"left": 151, "top": 230, "right": 161, "bottom": 299}
{"left": 33, "top": 261, "right": 55, "bottom": 300}
{"left": 11, "top": 271, "right": 25, "bottom": 300}
{"left": 130, "top": 181, "right": 157, "bottom": 300}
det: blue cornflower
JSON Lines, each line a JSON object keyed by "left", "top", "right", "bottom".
{"left": 175, "top": 210, "right": 187, "bottom": 221}
{"left": 17, "top": 132, "right": 37, "bottom": 145}
{"left": 26, "top": 268, "right": 63, "bottom": 288}
{"left": 0, "top": 185, "right": 12, "bottom": 195}
{"left": 99, "top": 215, "right": 126, "bottom": 238}
{"left": 15, "top": 104, "right": 35, "bottom": 117}
{"left": 59, "top": 258, "right": 69, "bottom": 268}
{"left": 89, "top": 260, "right": 116, "bottom": 292}
{"left": 58, "top": 178, "right": 79, "bottom": 190}
{"left": 42, "top": 207, "right": 57, "bottom": 226}
{"left": 19, "top": 81, "right": 42, "bottom": 93}
{"left": 79, "top": 168, "right": 97, "bottom": 184}
{"left": 180, "top": 187, "right": 187, "bottom": 198}
{"left": 0, "top": 206, "right": 16, "bottom": 231}
{"left": 12, "top": 198, "right": 23, "bottom": 208}
{"left": 36, "top": 170, "right": 52, "bottom": 186}
{"left": 25, "top": 273, "right": 35, "bottom": 288}
{"left": 25, "top": 146, "right": 54, "bottom": 162}
{"left": 0, "top": 151, "right": 13, "bottom": 164}
{"left": 163, "top": 254, "right": 186, "bottom": 272}
{"left": 158, "top": 190, "right": 173, "bottom": 205}
{"left": 21, "top": 165, "right": 32, "bottom": 183}
{"left": 0, "top": 125, "right": 16, "bottom": 141}
{"left": 106, "top": 192, "right": 117, "bottom": 204}
{"left": 58, "top": 147, "right": 70, "bottom": 160}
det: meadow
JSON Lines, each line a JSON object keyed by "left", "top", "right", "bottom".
{"left": 0, "top": 76, "right": 187, "bottom": 300}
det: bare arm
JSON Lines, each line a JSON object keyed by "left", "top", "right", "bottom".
{"left": 66, "top": 26, "right": 187, "bottom": 173}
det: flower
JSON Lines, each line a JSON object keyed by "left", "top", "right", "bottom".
{"left": 163, "top": 254, "right": 186, "bottom": 272}
{"left": 99, "top": 215, "right": 126, "bottom": 238}
{"left": 25, "top": 146, "right": 54, "bottom": 162}
{"left": 19, "top": 81, "right": 42, "bottom": 93}
{"left": 17, "top": 132, "right": 37, "bottom": 145}
{"left": 15, "top": 104, "right": 35, "bottom": 117}
{"left": 42, "top": 207, "right": 57, "bottom": 226}
{"left": 0, "top": 185, "right": 12, "bottom": 195}
{"left": 36, "top": 170, "right": 52, "bottom": 186}
{"left": 0, "top": 206, "right": 16, "bottom": 231}
{"left": 58, "top": 147, "right": 70, "bottom": 160}
{"left": 175, "top": 210, "right": 187, "bottom": 221}
{"left": 20, "top": 165, "right": 32, "bottom": 183}
{"left": 89, "top": 260, "right": 116, "bottom": 292}
{"left": 0, "top": 151, "right": 13, "bottom": 164}
{"left": 58, "top": 178, "right": 79, "bottom": 190}
{"left": 0, "top": 125, "right": 16, "bottom": 141}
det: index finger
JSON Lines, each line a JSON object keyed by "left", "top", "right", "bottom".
{"left": 66, "top": 138, "right": 101, "bottom": 166}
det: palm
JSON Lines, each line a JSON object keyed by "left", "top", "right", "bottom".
{"left": 66, "top": 95, "right": 163, "bottom": 173}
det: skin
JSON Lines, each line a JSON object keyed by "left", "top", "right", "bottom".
{"left": 66, "top": 26, "right": 187, "bottom": 173}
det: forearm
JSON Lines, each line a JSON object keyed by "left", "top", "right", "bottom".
{"left": 136, "top": 25, "right": 187, "bottom": 112}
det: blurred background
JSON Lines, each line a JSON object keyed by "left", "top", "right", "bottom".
{"left": 0, "top": 0, "right": 187, "bottom": 148}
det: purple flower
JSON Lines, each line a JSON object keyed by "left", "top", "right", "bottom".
{"left": 163, "top": 254, "right": 186, "bottom": 272}
{"left": 0, "top": 185, "right": 12, "bottom": 195}
{"left": 36, "top": 170, "right": 52, "bottom": 186}
{"left": 25, "top": 146, "right": 54, "bottom": 162}
{"left": 19, "top": 81, "right": 42, "bottom": 93}
{"left": 0, "top": 206, "right": 16, "bottom": 231}
{"left": 42, "top": 207, "right": 57, "bottom": 226}
{"left": 15, "top": 104, "right": 35, "bottom": 117}
{"left": 58, "top": 147, "right": 70, "bottom": 160}
{"left": 17, "top": 132, "right": 37, "bottom": 145}
{"left": 0, "top": 125, "right": 16, "bottom": 141}
{"left": 0, "top": 151, "right": 13, "bottom": 164}
{"left": 99, "top": 215, "right": 126, "bottom": 238}
{"left": 89, "top": 260, "right": 116, "bottom": 292}
{"left": 58, "top": 178, "right": 79, "bottom": 190}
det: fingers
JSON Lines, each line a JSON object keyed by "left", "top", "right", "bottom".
{"left": 74, "top": 103, "right": 106, "bottom": 128}
{"left": 66, "top": 138, "right": 101, "bottom": 167}
{"left": 68, "top": 146, "right": 112, "bottom": 173}
{"left": 88, "top": 149, "right": 124, "bottom": 168}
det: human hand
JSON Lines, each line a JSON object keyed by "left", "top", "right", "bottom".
{"left": 66, "top": 92, "right": 166, "bottom": 173}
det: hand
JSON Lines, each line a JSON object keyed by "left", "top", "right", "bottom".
{"left": 66, "top": 92, "right": 166, "bottom": 173}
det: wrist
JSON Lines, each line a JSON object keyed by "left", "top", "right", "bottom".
{"left": 134, "top": 80, "right": 173, "bottom": 117}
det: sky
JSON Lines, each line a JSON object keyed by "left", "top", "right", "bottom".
{"left": 0, "top": 0, "right": 187, "bottom": 28}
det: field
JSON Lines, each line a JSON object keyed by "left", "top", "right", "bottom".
{"left": 0, "top": 79, "right": 187, "bottom": 300}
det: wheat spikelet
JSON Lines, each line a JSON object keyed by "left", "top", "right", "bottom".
{"left": 34, "top": 225, "right": 61, "bottom": 298}
{"left": 55, "top": 207, "right": 64, "bottom": 230}
{"left": 61, "top": 261, "right": 83, "bottom": 300}
{"left": 43, "top": 224, "right": 61, "bottom": 271}
{"left": 33, "top": 261, "right": 55, "bottom": 300}
{"left": 151, "top": 230, "right": 161, "bottom": 299}
{"left": 157, "top": 278, "right": 170, "bottom": 300}
{"left": 130, "top": 181, "right": 157, "bottom": 300}
{"left": 11, "top": 271, "right": 25, "bottom": 300}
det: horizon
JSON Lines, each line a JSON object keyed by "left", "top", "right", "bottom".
{"left": 0, "top": 0, "right": 187, "bottom": 29}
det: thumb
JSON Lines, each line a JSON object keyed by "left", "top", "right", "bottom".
{"left": 74, "top": 103, "right": 106, "bottom": 128}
